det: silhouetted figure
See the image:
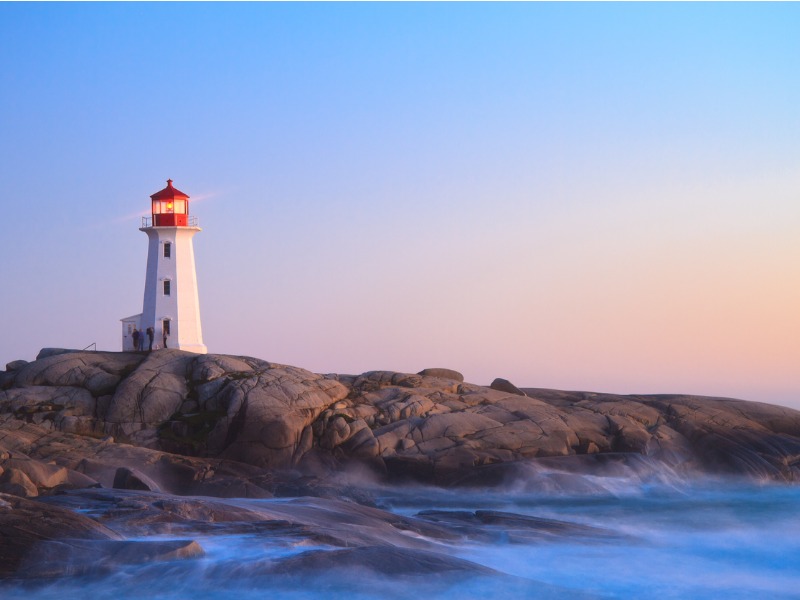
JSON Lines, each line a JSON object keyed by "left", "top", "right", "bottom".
{"left": 132, "top": 328, "right": 140, "bottom": 352}
{"left": 146, "top": 326, "right": 154, "bottom": 351}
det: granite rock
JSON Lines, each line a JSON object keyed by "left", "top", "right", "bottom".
{"left": 0, "top": 350, "right": 798, "bottom": 487}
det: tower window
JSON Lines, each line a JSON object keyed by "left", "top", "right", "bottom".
{"left": 164, "top": 243, "right": 171, "bottom": 258}
{"left": 163, "top": 319, "right": 171, "bottom": 335}
{"left": 163, "top": 280, "right": 171, "bottom": 296}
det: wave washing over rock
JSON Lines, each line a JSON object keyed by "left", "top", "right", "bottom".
{"left": 1, "top": 349, "right": 799, "bottom": 596}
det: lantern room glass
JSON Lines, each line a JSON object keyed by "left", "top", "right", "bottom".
{"left": 152, "top": 200, "right": 188, "bottom": 215}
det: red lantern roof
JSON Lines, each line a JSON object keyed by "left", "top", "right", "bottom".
{"left": 150, "top": 179, "right": 189, "bottom": 201}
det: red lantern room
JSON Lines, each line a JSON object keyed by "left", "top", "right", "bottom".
{"left": 150, "top": 179, "right": 190, "bottom": 226}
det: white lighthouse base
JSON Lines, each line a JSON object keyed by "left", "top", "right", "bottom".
{"left": 178, "top": 343, "right": 208, "bottom": 354}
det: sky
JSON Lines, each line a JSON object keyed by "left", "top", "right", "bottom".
{"left": 1, "top": 3, "right": 798, "bottom": 409}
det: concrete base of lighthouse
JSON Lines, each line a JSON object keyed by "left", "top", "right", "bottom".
{"left": 179, "top": 343, "right": 209, "bottom": 354}
{"left": 121, "top": 313, "right": 207, "bottom": 353}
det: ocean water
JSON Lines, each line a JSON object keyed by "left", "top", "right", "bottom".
{"left": 3, "top": 475, "right": 799, "bottom": 599}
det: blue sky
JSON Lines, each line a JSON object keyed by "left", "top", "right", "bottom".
{"left": 1, "top": 3, "right": 798, "bottom": 408}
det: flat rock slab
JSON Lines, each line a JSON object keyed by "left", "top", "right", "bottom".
{"left": 416, "top": 509, "right": 621, "bottom": 543}
{"left": 17, "top": 538, "right": 204, "bottom": 578}
{"left": 269, "top": 545, "right": 497, "bottom": 577}
{"left": 0, "top": 492, "right": 122, "bottom": 576}
{"left": 40, "top": 488, "right": 296, "bottom": 536}
{"left": 40, "top": 488, "right": 459, "bottom": 548}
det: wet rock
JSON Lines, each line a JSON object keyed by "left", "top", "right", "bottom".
{"left": 642, "top": 395, "right": 800, "bottom": 480}
{"left": 0, "top": 492, "right": 122, "bottom": 576}
{"left": 17, "top": 538, "right": 204, "bottom": 578}
{"left": 39, "top": 488, "right": 275, "bottom": 535}
{"left": 415, "top": 508, "right": 622, "bottom": 545}
{"left": 39, "top": 488, "right": 456, "bottom": 548}
{"left": 270, "top": 545, "right": 498, "bottom": 576}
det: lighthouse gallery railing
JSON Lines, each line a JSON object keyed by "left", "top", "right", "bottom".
{"left": 142, "top": 216, "right": 199, "bottom": 228}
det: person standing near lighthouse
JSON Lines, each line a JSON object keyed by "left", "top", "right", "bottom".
{"left": 121, "top": 180, "right": 208, "bottom": 354}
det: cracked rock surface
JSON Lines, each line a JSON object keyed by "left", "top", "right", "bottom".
{"left": 0, "top": 349, "right": 798, "bottom": 494}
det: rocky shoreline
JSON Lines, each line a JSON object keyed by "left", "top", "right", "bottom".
{"left": 1, "top": 348, "right": 799, "bottom": 580}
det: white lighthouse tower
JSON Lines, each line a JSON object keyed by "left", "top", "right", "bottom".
{"left": 121, "top": 180, "right": 207, "bottom": 354}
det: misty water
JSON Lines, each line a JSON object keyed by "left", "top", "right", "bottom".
{"left": 3, "top": 473, "right": 799, "bottom": 599}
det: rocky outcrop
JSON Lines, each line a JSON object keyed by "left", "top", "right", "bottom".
{"left": 0, "top": 419, "right": 282, "bottom": 498}
{"left": 1, "top": 350, "right": 799, "bottom": 585}
{"left": 0, "top": 350, "right": 798, "bottom": 491}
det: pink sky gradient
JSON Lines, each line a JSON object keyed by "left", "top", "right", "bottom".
{"left": 1, "top": 4, "right": 798, "bottom": 409}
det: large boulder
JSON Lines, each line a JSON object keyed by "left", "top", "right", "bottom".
{"left": 16, "top": 351, "right": 144, "bottom": 396}
{"left": 105, "top": 350, "right": 195, "bottom": 443}
{"left": 490, "top": 378, "right": 527, "bottom": 396}
{"left": 0, "top": 468, "right": 38, "bottom": 497}
{"left": 203, "top": 365, "right": 349, "bottom": 468}
{"left": 417, "top": 368, "right": 464, "bottom": 382}
{"left": 0, "top": 458, "right": 69, "bottom": 488}
{"left": 4, "top": 360, "right": 28, "bottom": 372}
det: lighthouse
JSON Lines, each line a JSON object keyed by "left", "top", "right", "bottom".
{"left": 121, "top": 180, "right": 207, "bottom": 354}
